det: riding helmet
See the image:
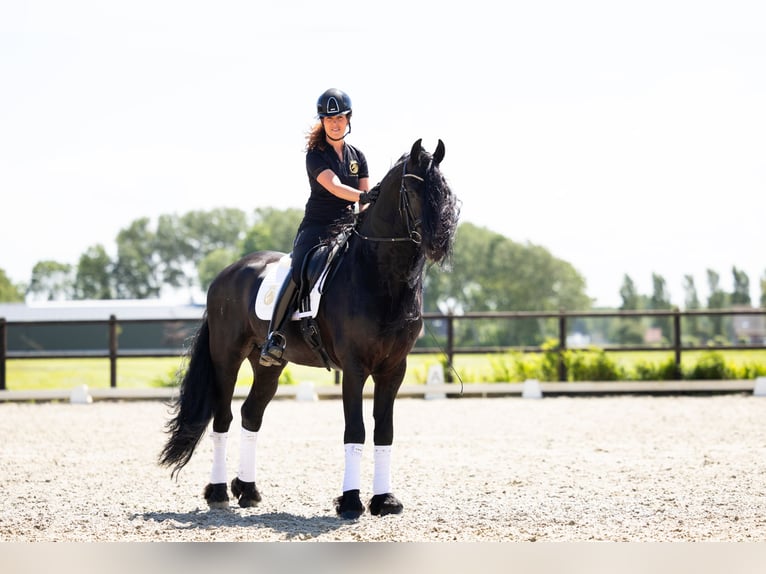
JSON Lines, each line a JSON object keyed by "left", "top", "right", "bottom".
{"left": 317, "top": 88, "right": 352, "bottom": 118}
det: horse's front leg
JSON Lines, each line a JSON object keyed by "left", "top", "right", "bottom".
{"left": 368, "top": 362, "right": 406, "bottom": 516}
{"left": 334, "top": 364, "right": 368, "bottom": 519}
{"left": 229, "top": 358, "right": 282, "bottom": 508}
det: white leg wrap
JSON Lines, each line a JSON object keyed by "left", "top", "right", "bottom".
{"left": 238, "top": 428, "right": 259, "bottom": 483}
{"left": 342, "top": 443, "right": 364, "bottom": 492}
{"left": 209, "top": 431, "right": 228, "bottom": 484}
{"left": 373, "top": 445, "right": 392, "bottom": 495}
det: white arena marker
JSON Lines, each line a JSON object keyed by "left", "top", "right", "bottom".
{"left": 753, "top": 377, "right": 766, "bottom": 397}
{"left": 70, "top": 384, "right": 93, "bottom": 404}
{"left": 296, "top": 381, "right": 318, "bottom": 402}
{"left": 425, "top": 363, "right": 446, "bottom": 400}
{"left": 522, "top": 378, "right": 543, "bottom": 399}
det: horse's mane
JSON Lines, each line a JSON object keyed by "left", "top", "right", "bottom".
{"left": 420, "top": 154, "right": 460, "bottom": 266}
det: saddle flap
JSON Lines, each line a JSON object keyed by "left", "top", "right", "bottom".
{"left": 254, "top": 255, "right": 291, "bottom": 321}
{"left": 254, "top": 254, "right": 324, "bottom": 322}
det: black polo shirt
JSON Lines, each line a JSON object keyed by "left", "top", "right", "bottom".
{"left": 303, "top": 143, "right": 369, "bottom": 226}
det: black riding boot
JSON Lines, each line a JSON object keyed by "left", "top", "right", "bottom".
{"left": 259, "top": 277, "right": 298, "bottom": 367}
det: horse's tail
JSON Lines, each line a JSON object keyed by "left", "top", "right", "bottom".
{"left": 159, "top": 317, "right": 217, "bottom": 478}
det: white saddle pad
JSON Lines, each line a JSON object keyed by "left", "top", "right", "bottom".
{"left": 254, "top": 254, "right": 324, "bottom": 321}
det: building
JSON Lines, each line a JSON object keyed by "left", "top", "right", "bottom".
{"left": 0, "top": 300, "right": 205, "bottom": 353}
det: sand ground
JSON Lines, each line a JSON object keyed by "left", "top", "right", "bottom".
{"left": 1, "top": 395, "right": 765, "bottom": 542}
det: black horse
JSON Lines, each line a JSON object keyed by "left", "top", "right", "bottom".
{"left": 159, "top": 139, "right": 459, "bottom": 518}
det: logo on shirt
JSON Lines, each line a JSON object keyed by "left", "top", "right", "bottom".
{"left": 349, "top": 160, "right": 359, "bottom": 175}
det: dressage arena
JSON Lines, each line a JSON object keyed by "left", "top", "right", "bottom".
{"left": 1, "top": 393, "right": 765, "bottom": 543}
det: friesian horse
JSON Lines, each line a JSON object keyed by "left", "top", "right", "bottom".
{"left": 159, "top": 139, "right": 459, "bottom": 518}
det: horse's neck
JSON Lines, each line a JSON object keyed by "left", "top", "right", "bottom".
{"left": 351, "top": 238, "right": 425, "bottom": 292}
{"left": 353, "top": 171, "right": 425, "bottom": 288}
{"left": 357, "top": 179, "right": 414, "bottom": 237}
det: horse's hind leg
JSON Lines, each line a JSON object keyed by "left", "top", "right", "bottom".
{"left": 203, "top": 352, "right": 243, "bottom": 509}
{"left": 230, "top": 356, "right": 282, "bottom": 508}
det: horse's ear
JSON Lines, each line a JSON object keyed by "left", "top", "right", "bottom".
{"left": 409, "top": 139, "right": 423, "bottom": 166}
{"left": 433, "top": 139, "right": 445, "bottom": 165}
{"left": 407, "top": 138, "right": 423, "bottom": 170}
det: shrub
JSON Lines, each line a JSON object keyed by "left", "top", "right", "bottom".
{"left": 683, "top": 351, "right": 730, "bottom": 380}
{"left": 632, "top": 357, "right": 681, "bottom": 381}
{"left": 280, "top": 368, "right": 297, "bottom": 385}
{"left": 739, "top": 362, "right": 766, "bottom": 379}
{"left": 489, "top": 354, "right": 518, "bottom": 382}
{"left": 514, "top": 353, "right": 545, "bottom": 381}
{"left": 153, "top": 366, "right": 181, "bottom": 388}
{"left": 564, "top": 348, "right": 626, "bottom": 381}
{"left": 539, "top": 339, "right": 562, "bottom": 381}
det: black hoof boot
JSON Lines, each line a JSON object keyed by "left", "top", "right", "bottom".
{"left": 231, "top": 477, "right": 262, "bottom": 508}
{"left": 369, "top": 493, "right": 404, "bottom": 516}
{"left": 334, "top": 489, "right": 365, "bottom": 519}
{"left": 204, "top": 483, "right": 229, "bottom": 509}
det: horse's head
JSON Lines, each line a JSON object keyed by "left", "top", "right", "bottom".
{"left": 357, "top": 139, "right": 459, "bottom": 265}
{"left": 402, "top": 139, "right": 459, "bottom": 264}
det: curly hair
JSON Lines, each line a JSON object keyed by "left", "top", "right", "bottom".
{"left": 305, "top": 121, "right": 330, "bottom": 151}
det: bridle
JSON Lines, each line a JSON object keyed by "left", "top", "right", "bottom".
{"left": 353, "top": 157, "right": 426, "bottom": 244}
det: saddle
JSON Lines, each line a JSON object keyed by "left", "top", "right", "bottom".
{"left": 254, "top": 230, "right": 350, "bottom": 370}
{"left": 294, "top": 230, "right": 349, "bottom": 315}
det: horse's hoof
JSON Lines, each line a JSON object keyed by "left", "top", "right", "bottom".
{"left": 334, "top": 489, "right": 365, "bottom": 519}
{"left": 231, "top": 477, "right": 262, "bottom": 508}
{"left": 369, "top": 493, "right": 403, "bottom": 516}
{"left": 204, "top": 482, "right": 229, "bottom": 509}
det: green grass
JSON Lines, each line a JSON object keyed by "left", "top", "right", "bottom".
{"left": 3, "top": 356, "right": 434, "bottom": 392}
{"left": 4, "top": 350, "right": 766, "bottom": 391}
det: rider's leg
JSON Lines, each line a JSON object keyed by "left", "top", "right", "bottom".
{"left": 259, "top": 275, "right": 298, "bottom": 367}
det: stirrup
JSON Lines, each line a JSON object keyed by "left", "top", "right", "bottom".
{"left": 259, "top": 332, "right": 286, "bottom": 367}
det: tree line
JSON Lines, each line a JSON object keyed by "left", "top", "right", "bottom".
{"left": 1, "top": 207, "right": 764, "bottom": 346}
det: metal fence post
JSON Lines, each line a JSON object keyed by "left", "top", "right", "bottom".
{"left": 0, "top": 318, "right": 6, "bottom": 391}
{"left": 673, "top": 308, "right": 682, "bottom": 379}
{"left": 109, "top": 314, "right": 118, "bottom": 388}
{"left": 445, "top": 312, "right": 454, "bottom": 383}
{"left": 558, "top": 312, "right": 567, "bottom": 382}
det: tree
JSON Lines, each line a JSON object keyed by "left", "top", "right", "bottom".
{"left": 155, "top": 208, "right": 249, "bottom": 292}
{"left": 619, "top": 275, "right": 640, "bottom": 310}
{"left": 421, "top": 223, "right": 590, "bottom": 347}
{"left": 707, "top": 269, "right": 727, "bottom": 309}
{"left": 648, "top": 273, "right": 672, "bottom": 342}
{"left": 241, "top": 207, "right": 303, "bottom": 255}
{"left": 613, "top": 275, "right": 645, "bottom": 344}
{"left": 761, "top": 270, "right": 766, "bottom": 308}
{"left": 112, "top": 218, "right": 162, "bottom": 299}
{"left": 730, "top": 266, "right": 751, "bottom": 306}
{"left": 0, "top": 268, "right": 24, "bottom": 302}
{"left": 682, "top": 274, "right": 701, "bottom": 343}
{"left": 706, "top": 269, "right": 728, "bottom": 340}
{"left": 74, "top": 245, "right": 114, "bottom": 300}
{"left": 26, "top": 261, "right": 74, "bottom": 301}
{"left": 198, "top": 248, "right": 239, "bottom": 292}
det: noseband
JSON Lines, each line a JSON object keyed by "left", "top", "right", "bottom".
{"left": 354, "top": 157, "right": 425, "bottom": 244}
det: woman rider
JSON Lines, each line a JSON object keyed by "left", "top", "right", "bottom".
{"left": 259, "top": 88, "right": 371, "bottom": 367}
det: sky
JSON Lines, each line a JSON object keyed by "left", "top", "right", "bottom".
{"left": 1, "top": 0, "right": 764, "bottom": 308}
